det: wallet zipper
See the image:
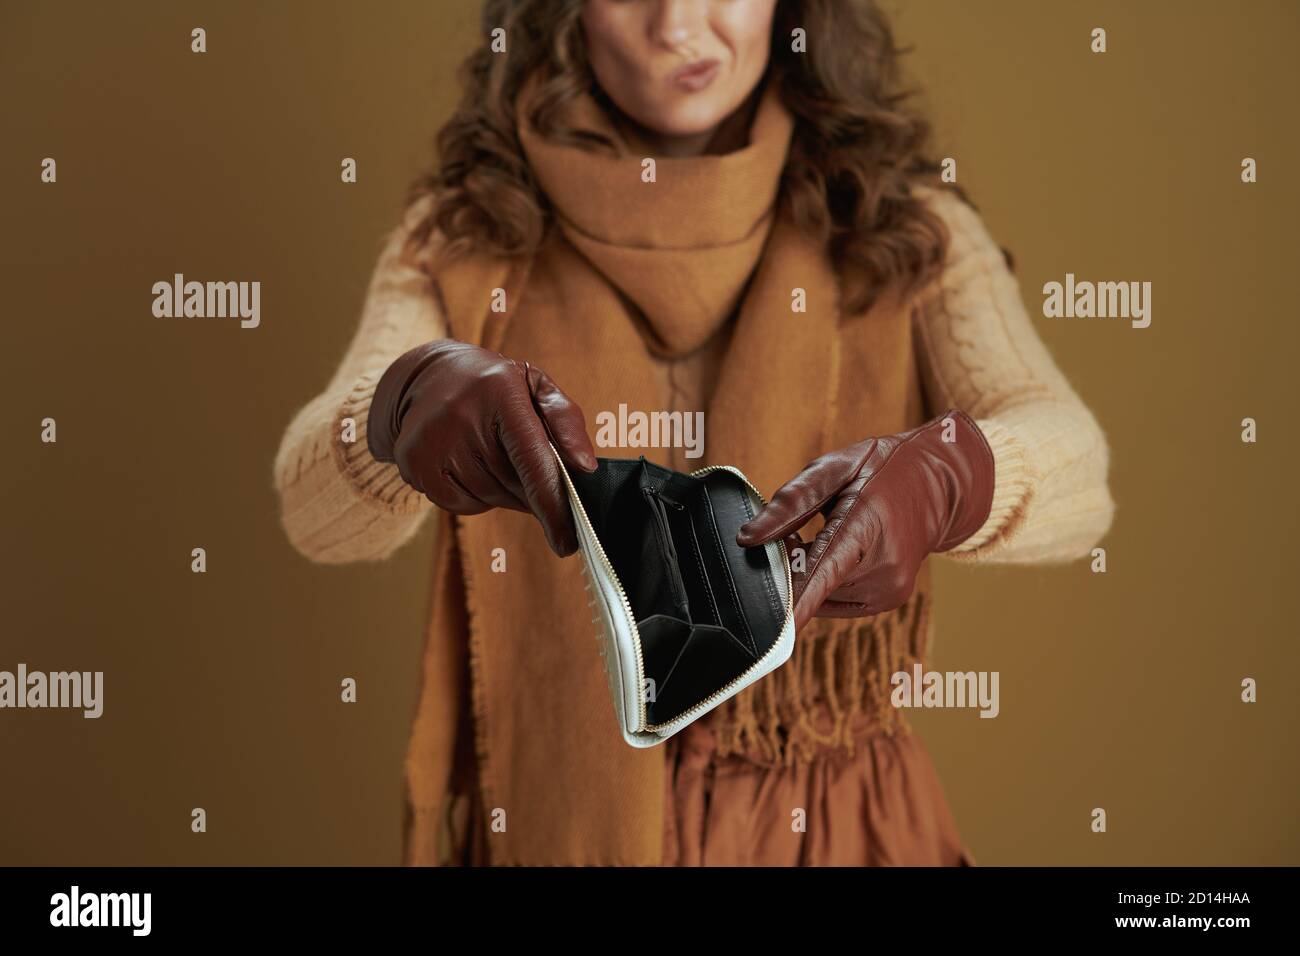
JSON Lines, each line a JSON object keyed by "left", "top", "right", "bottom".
{"left": 640, "top": 464, "right": 794, "bottom": 735}
{"left": 552, "top": 447, "right": 651, "bottom": 732}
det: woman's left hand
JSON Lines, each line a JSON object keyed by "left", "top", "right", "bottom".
{"left": 736, "top": 410, "right": 996, "bottom": 630}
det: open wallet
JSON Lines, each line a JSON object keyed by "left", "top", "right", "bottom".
{"left": 551, "top": 444, "right": 795, "bottom": 748}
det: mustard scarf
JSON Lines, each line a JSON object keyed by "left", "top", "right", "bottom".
{"left": 408, "top": 67, "right": 933, "bottom": 865}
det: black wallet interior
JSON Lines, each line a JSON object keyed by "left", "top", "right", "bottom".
{"left": 569, "top": 457, "right": 787, "bottom": 726}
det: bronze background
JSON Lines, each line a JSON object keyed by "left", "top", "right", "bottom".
{"left": 1, "top": 0, "right": 1296, "bottom": 864}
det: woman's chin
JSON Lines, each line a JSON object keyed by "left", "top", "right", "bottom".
{"left": 635, "top": 98, "right": 735, "bottom": 141}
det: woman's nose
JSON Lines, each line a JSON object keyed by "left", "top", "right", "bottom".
{"left": 651, "top": 0, "right": 708, "bottom": 54}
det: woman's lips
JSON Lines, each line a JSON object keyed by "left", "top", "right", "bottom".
{"left": 668, "top": 58, "right": 720, "bottom": 92}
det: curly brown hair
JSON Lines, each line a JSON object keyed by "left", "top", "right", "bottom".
{"left": 406, "top": 0, "right": 1008, "bottom": 317}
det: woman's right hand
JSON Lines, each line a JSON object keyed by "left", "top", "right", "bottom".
{"left": 367, "top": 339, "right": 598, "bottom": 556}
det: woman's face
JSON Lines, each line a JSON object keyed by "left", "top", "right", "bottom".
{"left": 581, "top": 0, "right": 778, "bottom": 153}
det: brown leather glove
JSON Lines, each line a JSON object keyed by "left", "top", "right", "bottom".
{"left": 736, "top": 410, "right": 995, "bottom": 630}
{"left": 367, "top": 339, "right": 598, "bottom": 556}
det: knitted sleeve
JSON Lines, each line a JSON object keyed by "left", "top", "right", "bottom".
{"left": 911, "top": 186, "right": 1116, "bottom": 564}
{"left": 271, "top": 200, "right": 443, "bottom": 564}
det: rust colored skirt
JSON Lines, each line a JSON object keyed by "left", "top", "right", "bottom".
{"left": 436, "top": 599, "right": 974, "bottom": 866}
{"left": 660, "top": 702, "right": 974, "bottom": 867}
{"left": 432, "top": 588, "right": 971, "bottom": 865}
{"left": 441, "top": 701, "right": 973, "bottom": 867}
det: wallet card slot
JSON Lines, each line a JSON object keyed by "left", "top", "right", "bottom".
{"left": 570, "top": 458, "right": 687, "bottom": 623}
{"left": 641, "top": 487, "right": 692, "bottom": 622}
{"left": 671, "top": 504, "right": 724, "bottom": 630}
{"left": 697, "top": 473, "right": 787, "bottom": 660}
{"left": 689, "top": 486, "right": 760, "bottom": 658}
{"left": 650, "top": 477, "right": 753, "bottom": 648}
{"left": 639, "top": 615, "right": 760, "bottom": 725}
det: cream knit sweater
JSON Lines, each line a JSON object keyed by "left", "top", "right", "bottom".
{"left": 272, "top": 188, "right": 1114, "bottom": 567}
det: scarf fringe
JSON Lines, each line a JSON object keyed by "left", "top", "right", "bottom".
{"left": 710, "top": 590, "right": 932, "bottom": 766}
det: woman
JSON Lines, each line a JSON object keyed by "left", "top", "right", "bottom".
{"left": 274, "top": 0, "right": 1114, "bottom": 866}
